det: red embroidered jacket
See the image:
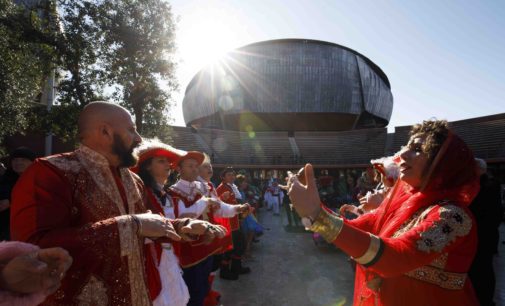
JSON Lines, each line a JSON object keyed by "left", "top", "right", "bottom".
{"left": 216, "top": 183, "right": 240, "bottom": 232}
{"left": 10, "top": 146, "right": 152, "bottom": 306}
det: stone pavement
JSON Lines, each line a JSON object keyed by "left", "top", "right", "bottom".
{"left": 214, "top": 208, "right": 354, "bottom": 306}
{"left": 215, "top": 210, "right": 505, "bottom": 306}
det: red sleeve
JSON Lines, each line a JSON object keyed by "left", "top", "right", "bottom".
{"left": 333, "top": 204, "right": 476, "bottom": 278}
{"left": 216, "top": 185, "right": 227, "bottom": 201}
{"left": 10, "top": 161, "right": 124, "bottom": 255}
{"left": 347, "top": 210, "right": 379, "bottom": 232}
{"left": 216, "top": 184, "right": 225, "bottom": 197}
{"left": 214, "top": 184, "right": 234, "bottom": 242}
{"left": 216, "top": 184, "right": 237, "bottom": 204}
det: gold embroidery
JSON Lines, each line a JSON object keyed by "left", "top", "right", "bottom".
{"left": 117, "top": 216, "right": 135, "bottom": 257}
{"left": 392, "top": 205, "right": 436, "bottom": 238}
{"left": 121, "top": 169, "right": 143, "bottom": 212}
{"left": 405, "top": 265, "right": 466, "bottom": 290}
{"left": 416, "top": 205, "right": 472, "bottom": 253}
{"left": 392, "top": 203, "right": 469, "bottom": 291}
{"left": 76, "top": 145, "right": 128, "bottom": 215}
{"left": 431, "top": 253, "right": 448, "bottom": 269}
{"left": 76, "top": 275, "right": 108, "bottom": 306}
{"left": 46, "top": 156, "right": 82, "bottom": 173}
{"left": 53, "top": 146, "right": 151, "bottom": 305}
{"left": 128, "top": 229, "right": 151, "bottom": 306}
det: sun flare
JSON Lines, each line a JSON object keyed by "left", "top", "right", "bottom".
{"left": 177, "top": 8, "right": 237, "bottom": 70}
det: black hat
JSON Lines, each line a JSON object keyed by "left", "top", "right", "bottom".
{"left": 11, "top": 147, "right": 36, "bottom": 161}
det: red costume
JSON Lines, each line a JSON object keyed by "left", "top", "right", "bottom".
{"left": 168, "top": 178, "right": 238, "bottom": 306}
{"left": 201, "top": 180, "right": 233, "bottom": 252}
{"left": 167, "top": 185, "right": 223, "bottom": 268}
{"left": 10, "top": 146, "right": 154, "bottom": 305}
{"left": 216, "top": 183, "right": 240, "bottom": 232}
{"left": 323, "top": 133, "right": 480, "bottom": 305}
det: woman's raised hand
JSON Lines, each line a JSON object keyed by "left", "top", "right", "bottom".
{"left": 287, "top": 163, "right": 321, "bottom": 220}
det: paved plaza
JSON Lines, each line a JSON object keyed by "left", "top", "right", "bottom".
{"left": 216, "top": 209, "right": 505, "bottom": 306}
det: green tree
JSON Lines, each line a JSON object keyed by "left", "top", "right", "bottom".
{"left": 97, "top": 0, "right": 177, "bottom": 140}
{"left": 0, "top": 0, "right": 58, "bottom": 155}
{"left": 0, "top": 0, "right": 177, "bottom": 151}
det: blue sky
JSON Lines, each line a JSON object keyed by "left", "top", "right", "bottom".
{"left": 169, "top": 0, "right": 505, "bottom": 131}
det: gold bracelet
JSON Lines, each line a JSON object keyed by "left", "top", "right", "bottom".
{"left": 309, "top": 209, "right": 344, "bottom": 243}
{"left": 353, "top": 233, "right": 382, "bottom": 266}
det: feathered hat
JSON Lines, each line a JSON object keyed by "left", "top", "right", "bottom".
{"left": 131, "top": 138, "right": 204, "bottom": 173}
{"left": 370, "top": 155, "right": 400, "bottom": 185}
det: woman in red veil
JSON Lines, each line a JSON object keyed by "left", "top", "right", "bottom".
{"left": 289, "top": 120, "right": 480, "bottom": 306}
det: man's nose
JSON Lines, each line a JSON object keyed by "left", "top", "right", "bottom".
{"left": 134, "top": 132, "right": 142, "bottom": 143}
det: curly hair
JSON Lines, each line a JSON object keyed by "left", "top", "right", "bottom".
{"left": 409, "top": 119, "right": 450, "bottom": 162}
{"left": 235, "top": 174, "right": 246, "bottom": 185}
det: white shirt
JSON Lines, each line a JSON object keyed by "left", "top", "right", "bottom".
{"left": 154, "top": 183, "right": 177, "bottom": 220}
{"left": 229, "top": 183, "right": 243, "bottom": 200}
{"left": 170, "top": 179, "right": 237, "bottom": 218}
{"left": 197, "top": 177, "right": 239, "bottom": 218}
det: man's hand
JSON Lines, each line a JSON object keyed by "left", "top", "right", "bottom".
{"left": 358, "top": 192, "right": 384, "bottom": 212}
{"left": 278, "top": 184, "right": 289, "bottom": 191}
{"left": 178, "top": 220, "right": 227, "bottom": 244}
{"left": 206, "top": 198, "right": 221, "bottom": 211}
{"left": 220, "top": 191, "right": 231, "bottom": 201}
{"left": 134, "top": 212, "right": 181, "bottom": 241}
{"left": 0, "top": 247, "right": 73, "bottom": 295}
{"left": 339, "top": 204, "right": 364, "bottom": 217}
{"left": 287, "top": 164, "right": 321, "bottom": 220}
{"left": 236, "top": 203, "right": 252, "bottom": 215}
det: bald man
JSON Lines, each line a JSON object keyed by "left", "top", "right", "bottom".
{"left": 10, "top": 101, "right": 219, "bottom": 305}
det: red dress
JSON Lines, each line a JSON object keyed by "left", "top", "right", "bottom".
{"left": 328, "top": 133, "right": 481, "bottom": 306}
{"left": 10, "top": 146, "right": 152, "bottom": 306}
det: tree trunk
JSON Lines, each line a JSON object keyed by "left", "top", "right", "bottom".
{"left": 133, "top": 104, "right": 144, "bottom": 134}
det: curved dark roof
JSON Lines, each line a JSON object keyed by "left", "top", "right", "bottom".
{"left": 237, "top": 39, "right": 391, "bottom": 88}
{"left": 186, "top": 38, "right": 391, "bottom": 94}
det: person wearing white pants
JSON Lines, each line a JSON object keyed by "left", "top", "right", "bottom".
{"left": 265, "top": 181, "right": 284, "bottom": 215}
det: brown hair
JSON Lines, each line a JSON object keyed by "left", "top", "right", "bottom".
{"left": 409, "top": 119, "right": 449, "bottom": 163}
{"left": 220, "top": 167, "right": 235, "bottom": 178}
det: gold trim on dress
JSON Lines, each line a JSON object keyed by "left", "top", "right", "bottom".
{"left": 353, "top": 234, "right": 381, "bottom": 265}
{"left": 76, "top": 145, "right": 151, "bottom": 305}
{"left": 405, "top": 265, "right": 467, "bottom": 290}
{"left": 117, "top": 215, "right": 135, "bottom": 257}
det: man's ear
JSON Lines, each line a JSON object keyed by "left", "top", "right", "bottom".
{"left": 100, "top": 124, "right": 114, "bottom": 142}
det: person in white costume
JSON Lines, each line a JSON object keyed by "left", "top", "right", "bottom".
{"left": 132, "top": 139, "right": 226, "bottom": 306}
{"left": 264, "top": 180, "right": 284, "bottom": 215}
{"left": 168, "top": 148, "right": 250, "bottom": 306}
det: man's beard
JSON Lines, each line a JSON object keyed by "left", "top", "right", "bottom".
{"left": 112, "top": 134, "right": 139, "bottom": 168}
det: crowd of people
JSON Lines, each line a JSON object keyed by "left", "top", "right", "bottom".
{"left": 0, "top": 101, "right": 503, "bottom": 306}
{"left": 0, "top": 102, "right": 261, "bottom": 306}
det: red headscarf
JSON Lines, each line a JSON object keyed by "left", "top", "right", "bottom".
{"left": 372, "top": 132, "right": 480, "bottom": 237}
